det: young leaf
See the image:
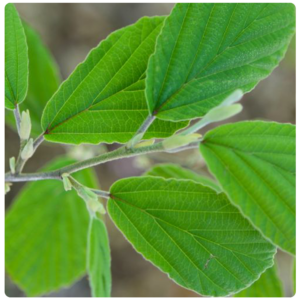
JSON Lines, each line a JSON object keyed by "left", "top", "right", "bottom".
{"left": 145, "top": 163, "right": 221, "bottom": 192}
{"left": 108, "top": 176, "right": 276, "bottom": 297}
{"left": 41, "top": 17, "right": 187, "bottom": 145}
{"left": 6, "top": 22, "right": 61, "bottom": 136}
{"left": 234, "top": 263, "right": 283, "bottom": 297}
{"left": 200, "top": 121, "right": 295, "bottom": 254}
{"left": 87, "top": 217, "right": 111, "bottom": 297}
{"left": 5, "top": 157, "right": 98, "bottom": 296}
{"left": 5, "top": 4, "right": 28, "bottom": 110}
{"left": 146, "top": 3, "right": 295, "bottom": 121}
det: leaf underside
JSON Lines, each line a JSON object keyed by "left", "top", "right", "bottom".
{"left": 5, "top": 3, "right": 28, "bottom": 110}
{"left": 200, "top": 121, "right": 295, "bottom": 254}
{"left": 41, "top": 16, "right": 187, "bottom": 145}
{"left": 108, "top": 176, "right": 276, "bottom": 297}
{"left": 87, "top": 217, "right": 111, "bottom": 297}
{"left": 146, "top": 3, "right": 295, "bottom": 121}
{"left": 5, "top": 157, "right": 98, "bottom": 296}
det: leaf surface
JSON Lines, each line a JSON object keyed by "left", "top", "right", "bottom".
{"left": 108, "top": 176, "right": 276, "bottom": 296}
{"left": 200, "top": 121, "right": 295, "bottom": 254}
{"left": 5, "top": 157, "right": 97, "bottom": 296}
{"left": 145, "top": 163, "right": 221, "bottom": 192}
{"left": 6, "top": 22, "right": 61, "bottom": 136}
{"left": 87, "top": 217, "right": 111, "bottom": 297}
{"left": 234, "top": 263, "right": 283, "bottom": 297}
{"left": 5, "top": 3, "right": 28, "bottom": 110}
{"left": 146, "top": 3, "right": 295, "bottom": 121}
{"left": 41, "top": 17, "right": 187, "bottom": 145}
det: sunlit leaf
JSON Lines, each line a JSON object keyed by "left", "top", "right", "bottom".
{"left": 41, "top": 17, "right": 187, "bottom": 145}
{"left": 108, "top": 176, "right": 276, "bottom": 296}
{"left": 5, "top": 4, "right": 28, "bottom": 110}
{"left": 200, "top": 121, "right": 295, "bottom": 254}
{"left": 146, "top": 3, "right": 295, "bottom": 121}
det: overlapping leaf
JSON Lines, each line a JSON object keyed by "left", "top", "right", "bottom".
{"left": 5, "top": 157, "right": 97, "bottom": 296}
{"left": 145, "top": 163, "right": 221, "bottom": 192}
{"left": 200, "top": 121, "right": 295, "bottom": 254}
{"left": 6, "top": 23, "right": 61, "bottom": 136}
{"left": 5, "top": 4, "right": 28, "bottom": 110}
{"left": 108, "top": 176, "right": 276, "bottom": 296}
{"left": 41, "top": 17, "right": 187, "bottom": 145}
{"left": 87, "top": 217, "right": 111, "bottom": 297}
{"left": 146, "top": 3, "right": 295, "bottom": 121}
{"left": 234, "top": 263, "right": 283, "bottom": 297}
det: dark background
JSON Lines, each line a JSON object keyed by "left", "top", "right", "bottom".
{"left": 5, "top": 3, "right": 295, "bottom": 297}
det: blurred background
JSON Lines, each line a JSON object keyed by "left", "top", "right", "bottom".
{"left": 5, "top": 3, "right": 295, "bottom": 297}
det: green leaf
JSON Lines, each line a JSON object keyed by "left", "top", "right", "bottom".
{"left": 108, "top": 176, "right": 276, "bottom": 296}
{"left": 87, "top": 217, "right": 111, "bottom": 297}
{"left": 41, "top": 17, "right": 187, "bottom": 145}
{"left": 145, "top": 163, "right": 221, "bottom": 192}
{"left": 234, "top": 263, "right": 283, "bottom": 297}
{"left": 6, "top": 22, "right": 61, "bottom": 136}
{"left": 146, "top": 3, "right": 295, "bottom": 121}
{"left": 20, "top": 23, "right": 61, "bottom": 136}
{"left": 5, "top": 3, "right": 29, "bottom": 110}
{"left": 200, "top": 121, "right": 295, "bottom": 254}
{"left": 5, "top": 157, "right": 98, "bottom": 296}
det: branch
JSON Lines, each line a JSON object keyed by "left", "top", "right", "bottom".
{"left": 5, "top": 139, "right": 200, "bottom": 183}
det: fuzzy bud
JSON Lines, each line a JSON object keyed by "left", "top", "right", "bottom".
{"left": 19, "top": 110, "right": 31, "bottom": 140}
{"left": 21, "top": 138, "right": 34, "bottom": 160}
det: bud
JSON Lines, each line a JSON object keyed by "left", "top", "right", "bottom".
{"left": 9, "top": 157, "right": 15, "bottom": 174}
{"left": 5, "top": 183, "right": 12, "bottom": 195}
{"left": 126, "top": 133, "right": 143, "bottom": 149}
{"left": 62, "top": 173, "right": 72, "bottom": 191}
{"left": 21, "top": 138, "right": 34, "bottom": 160}
{"left": 163, "top": 133, "right": 201, "bottom": 151}
{"left": 77, "top": 187, "right": 106, "bottom": 215}
{"left": 19, "top": 110, "right": 31, "bottom": 140}
{"left": 179, "top": 90, "right": 244, "bottom": 136}
{"left": 202, "top": 104, "right": 243, "bottom": 124}
{"left": 133, "top": 139, "right": 155, "bottom": 149}
{"left": 220, "top": 89, "right": 243, "bottom": 107}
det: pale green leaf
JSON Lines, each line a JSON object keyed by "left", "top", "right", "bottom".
{"left": 145, "top": 163, "right": 221, "bottom": 192}
{"left": 6, "top": 22, "right": 61, "bottom": 136}
{"left": 5, "top": 157, "right": 98, "bottom": 296}
{"left": 5, "top": 3, "right": 28, "bottom": 110}
{"left": 87, "top": 217, "right": 111, "bottom": 297}
{"left": 108, "top": 176, "right": 276, "bottom": 296}
{"left": 146, "top": 3, "right": 295, "bottom": 121}
{"left": 234, "top": 263, "right": 283, "bottom": 297}
{"left": 41, "top": 17, "right": 187, "bottom": 145}
{"left": 200, "top": 121, "right": 295, "bottom": 254}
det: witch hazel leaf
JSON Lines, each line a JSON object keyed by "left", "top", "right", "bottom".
{"left": 41, "top": 17, "right": 187, "bottom": 145}
{"left": 108, "top": 176, "right": 276, "bottom": 297}
{"left": 5, "top": 4, "right": 29, "bottom": 110}
{"left": 87, "top": 217, "right": 111, "bottom": 297}
{"left": 5, "top": 157, "right": 98, "bottom": 296}
{"left": 200, "top": 121, "right": 296, "bottom": 254}
{"left": 146, "top": 3, "right": 295, "bottom": 121}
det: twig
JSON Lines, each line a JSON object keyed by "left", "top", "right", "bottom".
{"left": 5, "top": 139, "right": 201, "bottom": 183}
